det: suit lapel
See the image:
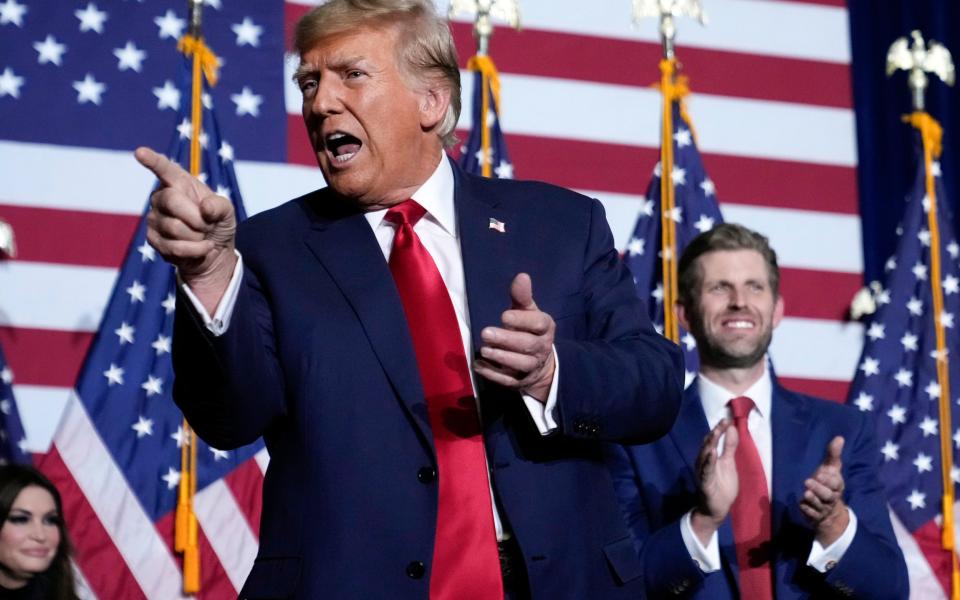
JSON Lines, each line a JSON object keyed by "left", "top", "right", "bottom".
{"left": 770, "top": 380, "right": 812, "bottom": 593}
{"left": 668, "top": 384, "right": 710, "bottom": 473}
{"left": 302, "top": 202, "right": 434, "bottom": 453}
{"left": 771, "top": 383, "right": 810, "bottom": 534}
{"left": 454, "top": 166, "right": 517, "bottom": 358}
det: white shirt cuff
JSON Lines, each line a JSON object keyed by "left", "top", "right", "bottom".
{"left": 522, "top": 345, "right": 560, "bottom": 435}
{"left": 680, "top": 510, "right": 721, "bottom": 573}
{"left": 807, "top": 507, "right": 858, "bottom": 573}
{"left": 178, "top": 251, "right": 244, "bottom": 337}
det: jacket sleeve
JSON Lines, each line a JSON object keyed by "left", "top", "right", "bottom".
{"left": 172, "top": 263, "right": 286, "bottom": 449}
{"left": 553, "top": 198, "right": 684, "bottom": 445}
{"left": 605, "top": 444, "right": 710, "bottom": 598}
{"left": 820, "top": 412, "right": 909, "bottom": 599}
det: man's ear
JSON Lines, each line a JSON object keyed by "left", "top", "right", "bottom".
{"left": 773, "top": 294, "right": 785, "bottom": 329}
{"left": 676, "top": 301, "right": 690, "bottom": 331}
{"left": 420, "top": 85, "right": 450, "bottom": 130}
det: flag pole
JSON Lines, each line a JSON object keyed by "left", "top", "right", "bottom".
{"left": 173, "top": 0, "right": 221, "bottom": 592}
{"left": 888, "top": 30, "right": 958, "bottom": 600}
{"left": 633, "top": 0, "right": 706, "bottom": 343}
{"left": 449, "top": 0, "right": 520, "bottom": 178}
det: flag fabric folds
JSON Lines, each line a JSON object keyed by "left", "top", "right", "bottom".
{"left": 0, "top": 344, "right": 29, "bottom": 464}
{"left": 624, "top": 100, "right": 724, "bottom": 386}
{"left": 36, "top": 51, "right": 266, "bottom": 599}
{"left": 458, "top": 55, "right": 514, "bottom": 179}
{"left": 847, "top": 117, "right": 960, "bottom": 599}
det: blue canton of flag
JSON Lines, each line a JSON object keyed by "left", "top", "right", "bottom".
{"left": 624, "top": 104, "right": 723, "bottom": 386}
{"left": 847, "top": 128, "right": 960, "bottom": 590}
{"left": 0, "top": 344, "right": 29, "bottom": 464}
{"left": 458, "top": 68, "right": 514, "bottom": 179}
{"left": 0, "top": 0, "right": 286, "bottom": 163}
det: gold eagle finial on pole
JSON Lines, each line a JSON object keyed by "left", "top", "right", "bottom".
{"left": 632, "top": 0, "right": 706, "bottom": 59}
{"left": 449, "top": 0, "right": 521, "bottom": 56}
{"left": 887, "top": 30, "right": 955, "bottom": 111}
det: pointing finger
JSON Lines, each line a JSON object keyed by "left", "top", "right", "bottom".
{"left": 135, "top": 146, "right": 199, "bottom": 191}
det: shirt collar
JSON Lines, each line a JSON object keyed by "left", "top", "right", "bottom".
{"left": 363, "top": 154, "right": 456, "bottom": 237}
{"left": 697, "top": 361, "right": 773, "bottom": 423}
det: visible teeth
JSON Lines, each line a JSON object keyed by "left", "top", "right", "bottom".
{"left": 327, "top": 132, "right": 345, "bottom": 141}
{"left": 726, "top": 321, "right": 754, "bottom": 329}
{"left": 334, "top": 152, "right": 355, "bottom": 163}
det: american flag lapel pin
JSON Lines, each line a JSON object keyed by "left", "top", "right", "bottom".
{"left": 488, "top": 218, "right": 506, "bottom": 233}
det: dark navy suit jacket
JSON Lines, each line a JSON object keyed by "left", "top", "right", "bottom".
{"left": 171, "top": 162, "right": 684, "bottom": 599}
{"left": 607, "top": 378, "right": 908, "bottom": 599}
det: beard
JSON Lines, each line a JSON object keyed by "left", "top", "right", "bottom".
{"left": 687, "top": 310, "right": 773, "bottom": 370}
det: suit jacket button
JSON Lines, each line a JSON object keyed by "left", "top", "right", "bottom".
{"left": 406, "top": 561, "right": 426, "bottom": 579}
{"left": 417, "top": 467, "right": 437, "bottom": 483}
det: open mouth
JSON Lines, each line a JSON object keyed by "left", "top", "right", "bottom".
{"left": 722, "top": 319, "right": 755, "bottom": 329}
{"left": 325, "top": 132, "right": 362, "bottom": 163}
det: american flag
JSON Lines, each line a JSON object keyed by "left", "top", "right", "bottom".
{"left": 457, "top": 59, "right": 514, "bottom": 179}
{"left": 0, "top": 344, "right": 29, "bottom": 464}
{"left": 847, "top": 125, "right": 960, "bottom": 600}
{"left": 623, "top": 101, "right": 724, "bottom": 387}
{"left": 1, "top": 0, "right": 267, "bottom": 596}
{"left": 0, "top": 0, "right": 863, "bottom": 592}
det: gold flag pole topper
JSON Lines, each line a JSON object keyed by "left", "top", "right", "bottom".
{"left": 633, "top": 0, "right": 705, "bottom": 343}
{"left": 448, "top": 0, "right": 521, "bottom": 178}
{"left": 173, "top": 0, "right": 221, "bottom": 593}
{"left": 888, "top": 29, "right": 958, "bottom": 600}
{"left": 0, "top": 219, "right": 15, "bottom": 258}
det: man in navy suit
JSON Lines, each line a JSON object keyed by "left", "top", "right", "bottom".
{"left": 134, "top": 0, "right": 683, "bottom": 597}
{"left": 607, "top": 223, "right": 908, "bottom": 599}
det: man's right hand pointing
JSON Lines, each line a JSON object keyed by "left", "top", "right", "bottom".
{"left": 135, "top": 147, "right": 237, "bottom": 314}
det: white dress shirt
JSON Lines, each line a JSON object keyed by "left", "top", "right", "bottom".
{"left": 678, "top": 363, "right": 857, "bottom": 574}
{"left": 181, "top": 156, "right": 560, "bottom": 540}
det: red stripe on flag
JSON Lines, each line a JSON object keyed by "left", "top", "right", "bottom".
{"left": 37, "top": 448, "right": 148, "bottom": 600}
{"left": 777, "top": 377, "right": 850, "bottom": 403}
{"left": 224, "top": 458, "right": 264, "bottom": 538}
{"left": 0, "top": 204, "right": 139, "bottom": 267}
{"left": 286, "top": 115, "right": 858, "bottom": 216}
{"left": 282, "top": 4, "right": 850, "bottom": 109}
{"left": 0, "top": 326, "right": 93, "bottom": 387}
{"left": 155, "top": 510, "right": 241, "bottom": 600}
{"left": 449, "top": 24, "right": 852, "bottom": 109}
{"left": 779, "top": 268, "right": 862, "bottom": 321}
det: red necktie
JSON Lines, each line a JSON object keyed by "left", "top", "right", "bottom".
{"left": 386, "top": 200, "right": 503, "bottom": 600}
{"left": 728, "top": 396, "right": 774, "bottom": 600}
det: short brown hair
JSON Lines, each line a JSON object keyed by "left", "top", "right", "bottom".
{"left": 677, "top": 223, "right": 780, "bottom": 307}
{"left": 293, "top": 0, "right": 462, "bottom": 148}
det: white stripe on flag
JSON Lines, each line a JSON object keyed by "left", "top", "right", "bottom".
{"left": 55, "top": 392, "right": 185, "bottom": 598}
{"left": 0, "top": 261, "right": 116, "bottom": 332}
{"left": 11, "top": 384, "right": 70, "bottom": 453}
{"left": 254, "top": 447, "right": 270, "bottom": 474}
{"left": 591, "top": 191, "right": 862, "bottom": 273}
{"left": 0, "top": 141, "right": 325, "bottom": 219}
{"left": 889, "top": 508, "right": 947, "bottom": 600}
{"left": 194, "top": 479, "right": 259, "bottom": 591}
{"left": 769, "top": 318, "right": 864, "bottom": 381}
